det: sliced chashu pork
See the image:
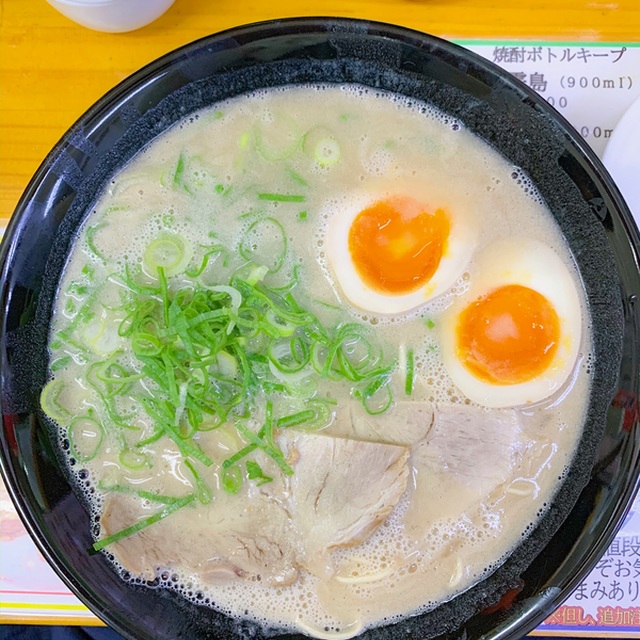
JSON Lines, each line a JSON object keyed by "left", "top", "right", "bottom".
{"left": 413, "top": 403, "right": 522, "bottom": 502}
{"left": 404, "top": 404, "right": 523, "bottom": 539}
{"left": 281, "top": 432, "right": 410, "bottom": 576}
{"left": 100, "top": 486, "right": 297, "bottom": 585}
{"left": 326, "top": 400, "right": 434, "bottom": 446}
{"left": 100, "top": 431, "right": 410, "bottom": 585}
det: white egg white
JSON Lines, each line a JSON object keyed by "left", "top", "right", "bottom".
{"left": 440, "top": 238, "right": 584, "bottom": 408}
{"left": 324, "top": 185, "right": 476, "bottom": 315}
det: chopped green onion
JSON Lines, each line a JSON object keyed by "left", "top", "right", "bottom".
{"left": 405, "top": 347, "right": 415, "bottom": 396}
{"left": 239, "top": 264, "right": 269, "bottom": 286}
{"left": 238, "top": 131, "right": 251, "bottom": 150}
{"left": 172, "top": 152, "right": 187, "bottom": 191}
{"left": 55, "top": 280, "right": 106, "bottom": 345}
{"left": 257, "top": 193, "right": 306, "bottom": 203}
{"left": 166, "top": 152, "right": 215, "bottom": 195}
{"left": 255, "top": 121, "right": 302, "bottom": 161}
{"left": 122, "top": 264, "right": 161, "bottom": 296}
{"left": 50, "top": 355, "right": 72, "bottom": 372}
{"left": 40, "top": 379, "right": 72, "bottom": 424}
{"left": 118, "top": 448, "right": 148, "bottom": 469}
{"left": 238, "top": 217, "right": 288, "bottom": 273}
{"left": 355, "top": 364, "right": 396, "bottom": 416}
{"left": 92, "top": 493, "right": 196, "bottom": 551}
{"left": 138, "top": 396, "right": 213, "bottom": 466}
{"left": 246, "top": 460, "right": 273, "bottom": 486}
{"left": 303, "top": 127, "right": 341, "bottom": 168}
{"left": 222, "top": 466, "right": 242, "bottom": 495}
{"left": 185, "top": 459, "right": 212, "bottom": 504}
{"left": 283, "top": 401, "right": 334, "bottom": 431}
{"left": 268, "top": 337, "right": 310, "bottom": 373}
{"left": 86, "top": 223, "right": 107, "bottom": 263}
{"left": 97, "top": 482, "right": 182, "bottom": 505}
{"left": 131, "top": 332, "right": 163, "bottom": 357}
{"left": 85, "top": 361, "right": 139, "bottom": 431}
{"left": 67, "top": 282, "right": 90, "bottom": 297}
{"left": 185, "top": 244, "right": 228, "bottom": 278}
{"left": 313, "top": 137, "right": 340, "bottom": 167}
{"left": 356, "top": 384, "right": 394, "bottom": 416}
{"left": 275, "top": 409, "right": 316, "bottom": 429}
{"left": 143, "top": 233, "right": 191, "bottom": 278}
{"left": 235, "top": 421, "right": 293, "bottom": 477}
{"left": 222, "top": 442, "right": 258, "bottom": 470}
{"left": 68, "top": 416, "right": 104, "bottom": 462}
{"left": 286, "top": 167, "right": 308, "bottom": 187}
{"left": 96, "top": 360, "right": 144, "bottom": 394}
{"left": 267, "top": 264, "right": 301, "bottom": 294}
{"left": 216, "top": 350, "right": 238, "bottom": 377}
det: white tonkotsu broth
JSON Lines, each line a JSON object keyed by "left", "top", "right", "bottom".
{"left": 44, "top": 85, "right": 591, "bottom": 639}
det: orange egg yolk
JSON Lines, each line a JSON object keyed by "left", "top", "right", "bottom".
{"left": 347, "top": 196, "right": 450, "bottom": 295}
{"left": 456, "top": 284, "right": 560, "bottom": 385}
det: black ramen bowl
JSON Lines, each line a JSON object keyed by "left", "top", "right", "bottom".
{"left": 1, "top": 17, "right": 639, "bottom": 640}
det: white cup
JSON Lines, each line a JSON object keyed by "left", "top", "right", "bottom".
{"left": 46, "top": 0, "right": 176, "bottom": 33}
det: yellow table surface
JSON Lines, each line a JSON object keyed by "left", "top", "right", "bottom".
{"left": 1, "top": 0, "right": 640, "bottom": 225}
{"left": 1, "top": 0, "right": 639, "bottom": 630}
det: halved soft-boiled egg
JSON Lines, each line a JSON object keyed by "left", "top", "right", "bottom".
{"left": 325, "top": 187, "right": 476, "bottom": 314}
{"left": 440, "top": 238, "right": 583, "bottom": 408}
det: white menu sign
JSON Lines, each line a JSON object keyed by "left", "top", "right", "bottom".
{"left": 462, "top": 42, "right": 640, "bottom": 158}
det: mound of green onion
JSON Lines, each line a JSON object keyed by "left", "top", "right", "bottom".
{"left": 43, "top": 243, "right": 402, "bottom": 549}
